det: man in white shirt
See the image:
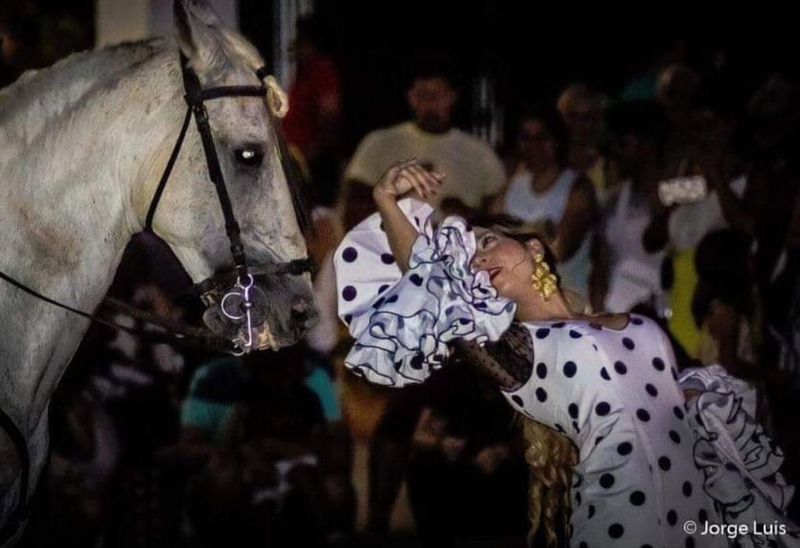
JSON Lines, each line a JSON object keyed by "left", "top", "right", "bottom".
{"left": 340, "top": 64, "right": 506, "bottom": 228}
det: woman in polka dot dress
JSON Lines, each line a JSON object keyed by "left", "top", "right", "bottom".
{"left": 335, "top": 160, "right": 799, "bottom": 548}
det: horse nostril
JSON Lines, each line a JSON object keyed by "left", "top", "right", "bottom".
{"left": 291, "top": 300, "right": 310, "bottom": 322}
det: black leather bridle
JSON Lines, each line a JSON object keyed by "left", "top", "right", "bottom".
{"left": 0, "top": 52, "right": 314, "bottom": 545}
{"left": 144, "top": 52, "right": 313, "bottom": 353}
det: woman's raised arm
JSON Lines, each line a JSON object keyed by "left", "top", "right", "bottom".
{"left": 372, "top": 159, "right": 444, "bottom": 272}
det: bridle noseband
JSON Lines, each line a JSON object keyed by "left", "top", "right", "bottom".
{"left": 145, "top": 53, "right": 312, "bottom": 354}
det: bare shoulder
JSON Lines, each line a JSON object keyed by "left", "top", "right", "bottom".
{"left": 586, "top": 312, "right": 632, "bottom": 331}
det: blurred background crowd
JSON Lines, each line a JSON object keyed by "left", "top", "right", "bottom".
{"left": 3, "top": 1, "right": 800, "bottom": 547}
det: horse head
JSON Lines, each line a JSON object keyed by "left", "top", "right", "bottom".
{"left": 145, "top": 0, "right": 317, "bottom": 351}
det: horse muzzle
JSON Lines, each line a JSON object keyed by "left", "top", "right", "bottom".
{"left": 197, "top": 266, "right": 317, "bottom": 354}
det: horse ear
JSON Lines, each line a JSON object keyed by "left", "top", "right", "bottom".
{"left": 173, "top": 0, "right": 226, "bottom": 72}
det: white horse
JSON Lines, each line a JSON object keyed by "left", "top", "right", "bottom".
{"left": 0, "top": 0, "right": 317, "bottom": 539}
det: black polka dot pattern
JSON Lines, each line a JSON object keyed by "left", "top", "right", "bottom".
{"left": 380, "top": 253, "right": 395, "bottom": 264}
{"left": 342, "top": 286, "right": 357, "bottom": 301}
{"left": 608, "top": 523, "right": 624, "bottom": 539}
{"left": 630, "top": 491, "right": 646, "bottom": 506}
{"left": 667, "top": 510, "right": 677, "bottom": 525}
{"left": 496, "top": 319, "right": 713, "bottom": 545}
{"left": 342, "top": 247, "right": 358, "bottom": 262}
{"left": 511, "top": 395, "right": 524, "bottom": 407}
{"left": 622, "top": 337, "right": 635, "bottom": 350}
{"left": 569, "top": 403, "right": 579, "bottom": 419}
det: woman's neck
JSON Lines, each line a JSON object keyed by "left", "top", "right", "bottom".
{"left": 515, "top": 289, "right": 578, "bottom": 323}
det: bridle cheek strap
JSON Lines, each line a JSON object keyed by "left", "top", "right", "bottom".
{"left": 143, "top": 53, "right": 313, "bottom": 353}
{"left": 145, "top": 53, "right": 268, "bottom": 278}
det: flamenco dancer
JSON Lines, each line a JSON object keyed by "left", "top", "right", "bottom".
{"left": 335, "top": 159, "right": 800, "bottom": 547}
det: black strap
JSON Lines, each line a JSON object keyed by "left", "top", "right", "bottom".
{"left": 0, "top": 268, "right": 233, "bottom": 353}
{"left": 0, "top": 407, "right": 29, "bottom": 546}
{"left": 180, "top": 53, "right": 249, "bottom": 275}
{"left": 194, "top": 258, "right": 315, "bottom": 295}
{"left": 185, "top": 85, "right": 266, "bottom": 105}
{"left": 144, "top": 106, "right": 192, "bottom": 231}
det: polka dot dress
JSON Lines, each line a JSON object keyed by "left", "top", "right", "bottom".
{"left": 503, "top": 316, "right": 726, "bottom": 548}
{"left": 334, "top": 205, "right": 799, "bottom": 548}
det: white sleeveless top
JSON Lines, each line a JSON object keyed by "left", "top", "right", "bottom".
{"left": 602, "top": 180, "right": 666, "bottom": 313}
{"left": 502, "top": 168, "right": 592, "bottom": 298}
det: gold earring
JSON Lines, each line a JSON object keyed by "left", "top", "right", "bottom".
{"left": 531, "top": 253, "right": 558, "bottom": 300}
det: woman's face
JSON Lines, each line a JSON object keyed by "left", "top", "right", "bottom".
{"left": 470, "top": 228, "right": 537, "bottom": 300}
{"left": 519, "top": 119, "right": 559, "bottom": 172}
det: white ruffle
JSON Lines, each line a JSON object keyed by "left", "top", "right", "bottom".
{"left": 334, "top": 199, "right": 515, "bottom": 387}
{"left": 680, "top": 365, "right": 800, "bottom": 546}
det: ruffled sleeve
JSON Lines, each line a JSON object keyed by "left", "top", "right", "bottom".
{"left": 679, "top": 365, "right": 800, "bottom": 545}
{"left": 334, "top": 198, "right": 516, "bottom": 387}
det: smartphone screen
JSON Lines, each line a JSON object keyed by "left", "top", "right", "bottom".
{"left": 657, "top": 176, "right": 708, "bottom": 207}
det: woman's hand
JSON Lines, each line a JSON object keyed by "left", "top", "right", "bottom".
{"left": 373, "top": 158, "right": 444, "bottom": 204}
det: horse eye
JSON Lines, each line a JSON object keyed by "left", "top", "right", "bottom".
{"left": 234, "top": 148, "right": 264, "bottom": 168}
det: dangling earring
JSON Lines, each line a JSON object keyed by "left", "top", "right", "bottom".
{"left": 531, "top": 253, "right": 558, "bottom": 300}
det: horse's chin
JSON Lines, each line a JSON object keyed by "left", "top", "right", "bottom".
{"left": 202, "top": 306, "right": 305, "bottom": 352}
{"left": 242, "top": 323, "right": 279, "bottom": 351}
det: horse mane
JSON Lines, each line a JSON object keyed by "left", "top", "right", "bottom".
{"left": 0, "top": 24, "right": 264, "bottom": 160}
{"left": 0, "top": 38, "right": 169, "bottom": 151}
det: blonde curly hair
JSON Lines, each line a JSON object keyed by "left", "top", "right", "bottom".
{"left": 467, "top": 213, "right": 584, "bottom": 545}
{"left": 520, "top": 417, "right": 579, "bottom": 547}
